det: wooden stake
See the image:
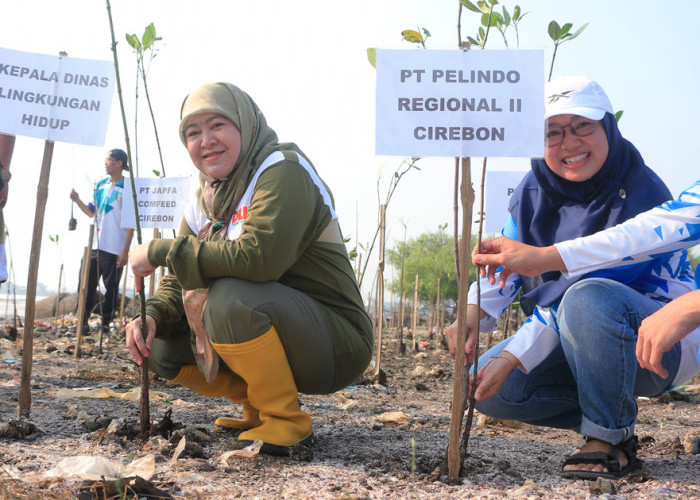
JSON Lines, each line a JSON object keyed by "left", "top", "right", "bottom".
{"left": 74, "top": 225, "right": 94, "bottom": 358}
{"left": 119, "top": 265, "right": 128, "bottom": 333}
{"left": 372, "top": 204, "right": 386, "bottom": 384}
{"left": 18, "top": 140, "right": 54, "bottom": 418}
{"left": 411, "top": 273, "right": 419, "bottom": 352}
{"left": 389, "top": 282, "right": 394, "bottom": 337}
{"left": 447, "top": 157, "right": 473, "bottom": 480}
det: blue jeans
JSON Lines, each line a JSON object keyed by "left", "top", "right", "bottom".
{"left": 475, "top": 278, "right": 681, "bottom": 446}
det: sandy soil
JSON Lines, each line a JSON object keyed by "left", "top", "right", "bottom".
{"left": 0, "top": 309, "right": 698, "bottom": 499}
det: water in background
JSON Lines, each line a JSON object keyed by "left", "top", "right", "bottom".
{"left": 0, "top": 295, "right": 50, "bottom": 319}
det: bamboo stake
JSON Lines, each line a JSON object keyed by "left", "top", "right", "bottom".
{"left": 389, "top": 282, "right": 394, "bottom": 338}
{"left": 372, "top": 204, "right": 386, "bottom": 384}
{"left": 411, "top": 273, "right": 419, "bottom": 352}
{"left": 399, "top": 290, "right": 406, "bottom": 353}
{"left": 148, "top": 228, "right": 159, "bottom": 298}
{"left": 74, "top": 225, "right": 94, "bottom": 358}
{"left": 18, "top": 140, "right": 54, "bottom": 418}
{"left": 435, "top": 277, "right": 441, "bottom": 338}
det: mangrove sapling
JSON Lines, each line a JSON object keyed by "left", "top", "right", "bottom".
{"left": 459, "top": 156, "right": 488, "bottom": 459}
{"left": 363, "top": 48, "right": 422, "bottom": 292}
{"left": 48, "top": 234, "right": 64, "bottom": 319}
{"left": 356, "top": 157, "right": 421, "bottom": 290}
{"left": 547, "top": 21, "right": 588, "bottom": 82}
{"left": 444, "top": 0, "right": 589, "bottom": 479}
{"left": 126, "top": 23, "right": 166, "bottom": 178}
{"left": 105, "top": 0, "right": 150, "bottom": 437}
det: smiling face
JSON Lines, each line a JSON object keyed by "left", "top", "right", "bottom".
{"left": 184, "top": 112, "right": 242, "bottom": 179}
{"left": 544, "top": 114, "right": 609, "bottom": 182}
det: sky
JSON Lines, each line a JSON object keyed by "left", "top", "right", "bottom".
{"left": 1, "top": 0, "right": 699, "bottom": 300}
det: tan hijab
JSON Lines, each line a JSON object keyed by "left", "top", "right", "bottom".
{"left": 179, "top": 82, "right": 304, "bottom": 240}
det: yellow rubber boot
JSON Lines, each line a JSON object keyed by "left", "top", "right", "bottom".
{"left": 171, "top": 364, "right": 261, "bottom": 430}
{"left": 212, "top": 327, "right": 313, "bottom": 455}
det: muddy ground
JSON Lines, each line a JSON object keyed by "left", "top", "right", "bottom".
{"left": 0, "top": 303, "right": 698, "bottom": 499}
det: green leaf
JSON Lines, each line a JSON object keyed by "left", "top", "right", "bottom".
{"left": 467, "top": 36, "right": 479, "bottom": 46}
{"left": 125, "top": 33, "right": 140, "bottom": 49}
{"left": 569, "top": 22, "right": 589, "bottom": 40}
{"left": 401, "top": 29, "right": 423, "bottom": 44}
{"left": 548, "top": 21, "right": 560, "bottom": 41}
{"left": 502, "top": 6, "right": 511, "bottom": 25}
{"left": 366, "top": 47, "right": 376, "bottom": 68}
{"left": 481, "top": 12, "right": 501, "bottom": 27}
{"left": 615, "top": 110, "right": 624, "bottom": 122}
{"left": 513, "top": 5, "right": 521, "bottom": 19}
{"left": 560, "top": 23, "right": 573, "bottom": 36}
{"left": 422, "top": 27, "right": 431, "bottom": 38}
{"left": 152, "top": 169, "right": 161, "bottom": 177}
{"left": 143, "top": 23, "right": 156, "bottom": 48}
{"left": 460, "top": 0, "right": 482, "bottom": 13}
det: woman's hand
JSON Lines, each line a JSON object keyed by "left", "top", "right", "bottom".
{"left": 125, "top": 315, "right": 156, "bottom": 365}
{"left": 129, "top": 243, "right": 156, "bottom": 292}
{"left": 472, "top": 237, "right": 566, "bottom": 287}
{"left": 637, "top": 290, "right": 700, "bottom": 378}
{"left": 445, "top": 304, "right": 483, "bottom": 364}
{"left": 470, "top": 352, "right": 520, "bottom": 402}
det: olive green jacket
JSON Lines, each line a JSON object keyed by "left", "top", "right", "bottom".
{"left": 144, "top": 158, "right": 372, "bottom": 383}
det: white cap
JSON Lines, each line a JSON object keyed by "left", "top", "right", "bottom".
{"left": 544, "top": 75, "right": 613, "bottom": 120}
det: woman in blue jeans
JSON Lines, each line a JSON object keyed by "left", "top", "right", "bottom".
{"left": 446, "top": 76, "right": 696, "bottom": 479}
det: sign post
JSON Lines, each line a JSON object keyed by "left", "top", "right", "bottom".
{"left": 0, "top": 48, "right": 115, "bottom": 418}
{"left": 374, "top": 48, "right": 544, "bottom": 478}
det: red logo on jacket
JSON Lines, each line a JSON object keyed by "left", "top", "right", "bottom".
{"left": 231, "top": 206, "right": 248, "bottom": 225}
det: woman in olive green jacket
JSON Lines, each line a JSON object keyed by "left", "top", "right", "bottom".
{"left": 126, "top": 82, "right": 372, "bottom": 456}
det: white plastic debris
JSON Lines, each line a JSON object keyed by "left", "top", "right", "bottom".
{"left": 43, "top": 454, "right": 155, "bottom": 481}
{"left": 219, "top": 440, "right": 264, "bottom": 464}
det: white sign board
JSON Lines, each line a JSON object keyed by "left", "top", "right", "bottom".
{"left": 375, "top": 49, "right": 544, "bottom": 158}
{"left": 484, "top": 170, "right": 528, "bottom": 233}
{"left": 0, "top": 47, "right": 115, "bottom": 146}
{"left": 122, "top": 177, "right": 191, "bottom": 230}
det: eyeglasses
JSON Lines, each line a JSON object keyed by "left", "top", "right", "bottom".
{"left": 545, "top": 118, "right": 600, "bottom": 147}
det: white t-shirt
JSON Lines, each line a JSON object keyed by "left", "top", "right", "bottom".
{"left": 90, "top": 177, "right": 128, "bottom": 256}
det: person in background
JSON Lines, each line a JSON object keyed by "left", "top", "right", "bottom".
{"left": 70, "top": 149, "right": 134, "bottom": 334}
{"left": 125, "top": 82, "right": 372, "bottom": 456}
{"left": 0, "top": 134, "right": 15, "bottom": 286}
{"left": 446, "top": 76, "right": 697, "bottom": 480}
{"left": 471, "top": 178, "right": 700, "bottom": 379}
